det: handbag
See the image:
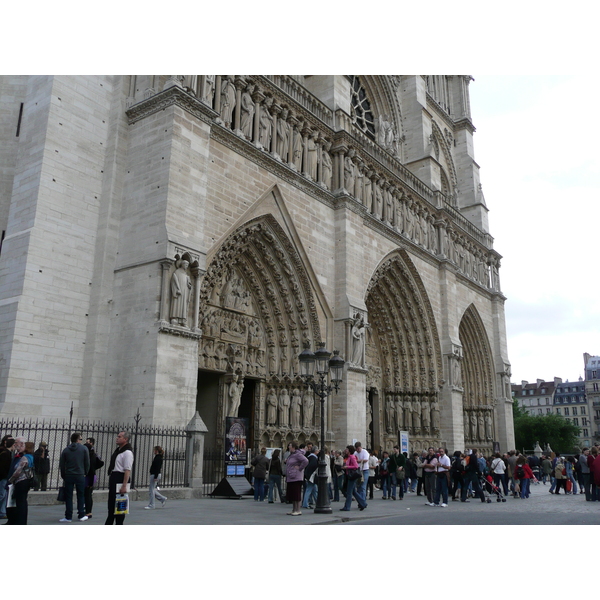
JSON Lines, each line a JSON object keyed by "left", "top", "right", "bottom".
{"left": 57, "top": 486, "right": 66, "bottom": 502}
{"left": 347, "top": 468, "right": 362, "bottom": 481}
{"left": 396, "top": 467, "right": 406, "bottom": 480}
{"left": 114, "top": 493, "right": 129, "bottom": 515}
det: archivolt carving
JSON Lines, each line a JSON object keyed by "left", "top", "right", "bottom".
{"left": 459, "top": 304, "right": 495, "bottom": 447}
{"left": 431, "top": 120, "right": 458, "bottom": 201}
{"left": 365, "top": 250, "right": 443, "bottom": 446}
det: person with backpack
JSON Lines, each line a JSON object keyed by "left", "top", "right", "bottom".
{"left": 514, "top": 455, "right": 536, "bottom": 498}
{"left": 460, "top": 449, "right": 486, "bottom": 503}
{"left": 6, "top": 439, "right": 35, "bottom": 525}
{"left": 59, "top": 432, "right": 91, "bottom": 523}
{"left": 552, "top": 454, "right": 568, "bottom": 495}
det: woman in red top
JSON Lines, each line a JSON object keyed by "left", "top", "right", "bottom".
{"left": 515, "top": 455, "right": 536, "bottom": 499}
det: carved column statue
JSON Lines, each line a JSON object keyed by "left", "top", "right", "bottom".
{"left": 226, "top": 374, "right": 244, "bottom": 417}
{"left": 170, "top": 257, "right": 192, "bottom": 327}
{"left": 278, "top": 387, "right": 290, "bottom": 427}
{"left": 302, "top": 389, "right": 315, "bottom": 428}
{"left": 266, "top": 388, "right": 278, "bottom": 426}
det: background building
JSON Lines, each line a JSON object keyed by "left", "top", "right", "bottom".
{"left": 584, "top": 353, "right": 600, "bottom": 445}
{"left": 0, "top": 75, "right": 514, "bottom": 455}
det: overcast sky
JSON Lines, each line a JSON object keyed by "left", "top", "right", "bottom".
{"left": 469, "top": 75, "right": 600, "bottom": 384}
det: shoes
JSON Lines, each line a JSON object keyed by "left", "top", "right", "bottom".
{"left": 144, "top": 506, "right": 154, "bottom": 509}
{"left": 440, "top": 503, "right": 448, "bottom": 507}
{"left": 359, "top": 504, "right": 367, "bottom": 511}
{"left": 78, "top": 516, "right": 88, "bottom": 521}
{"left": 391, "top": 497, "right": 396, "bottom": 500}
{"left": 85, "top": 513, "right": 92, "bottom": 518}
{"left": 427, "top": 502, "right": 435, "bottom": 506}
{"left": 339, "top": 508, "right": 350, "bottom": 511}
{"left": 0, "top": 514, "right": 7, "bottom": 519}
{"left": 287, "top": 511, "right": 301, "bottom": 516}
{"left": 434, "top": 504, "right": 440, "bottom": 507}
{"left": 160, "top": 497, "right": 167, "bottom": 507}
{"left": 59, "top": 518, "right": 72, "bottom": 522}
{"left": 417, "top": 494, "right": 423, "bottom": 496}
{"left": 382, "top": 496, "right": 387, "bottom": 499}
{"left": 268, "top": 501, "right": 274, "bottom": 504}
{"left": 461, "top": 500, "right": 470, "bottom": 502}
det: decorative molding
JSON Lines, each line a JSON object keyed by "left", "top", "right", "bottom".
{"left": 126, "top": 85, "right": 218, "bottom": 126}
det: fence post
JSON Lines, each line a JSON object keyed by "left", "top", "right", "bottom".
{"left": 186, "top": 412, "right": 209, "bottom": 497}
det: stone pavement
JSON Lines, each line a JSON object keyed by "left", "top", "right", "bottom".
{"left": 12, "top": 478, "right": 600, "bottom": 525}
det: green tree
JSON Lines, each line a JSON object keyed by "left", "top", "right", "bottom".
{"left": 513, "top": 408, "right": 581, "bottom": 454}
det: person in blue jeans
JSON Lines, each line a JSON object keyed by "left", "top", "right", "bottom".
{"left": 267, "top": 449, "right": 284, "bottom": 503}
{"left": 251, "top": 447, "right": 270, "bottom": 502}
{"left": 340, "top": 445, "right": 367, "bottom": 511}
{"left": 59, "top": 432, "right": 90, "bottom": 522}
{"left": 432, "top": 447, "right": 451, "bottom": 507}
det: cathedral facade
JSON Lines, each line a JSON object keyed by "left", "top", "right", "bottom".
{"left": 0, "top": 75, "right": 514, "bottom": 455}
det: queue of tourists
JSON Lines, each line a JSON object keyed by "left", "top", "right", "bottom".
{"left": 251, "top": 442, "right": 600, "bottom": 516}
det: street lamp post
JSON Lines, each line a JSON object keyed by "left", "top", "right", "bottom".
{"left": 298, "top": 341, "right": 345, "bottom": 514}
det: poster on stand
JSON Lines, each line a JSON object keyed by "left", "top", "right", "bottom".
{"left": 399, "top": 431, "right": 409, "bottom": 455}
{"left": 225, "top": 417, "right": 249, "bottom": 469}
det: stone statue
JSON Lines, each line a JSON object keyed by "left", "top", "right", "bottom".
{"left": 276, "top": 113, "right": 289, "bottom": 158}
{"left": 302, "top": 389, "right": 314, "bottom": 428}
{"left": 306, "top": 133, "right": 318, "bottom": 180}
{"left": 344, "top": 155, "right": 354, "bottom": 192}
{"left": 373, "top": 185, "right": 383, "bottom": 219}
{"left": 431, "top": 401, "right": 440, "bottom": 431}
{"left": 279, "top": 387, "right": 290, "bottom": 427}
{"left": 452, "top": 357, "right": 462, "bottom": 388}
{"left": 292, "top": 128, "right": 303, "bottom": 170}
{"left": 485, "top": 412, "right": 493, "bottom": 441}
{"left": 240, "top": 90, "right": 255, "bottom": 139}
{"left": 290, "top": 387, "right": 301, "bottom": 429}
{"left": 394, "top": 396, "right": 402, "bottom": 430}
{"left": 478, "top": 413, "right": 485, "bottom": 441}
{"left": 259, "top": 106, "right": 273, "bottom": 149}
{"left": 412, "top": 398, "right": 421, "bottom": 432}
{"left": 220, "top": 77, "right": 236, "bottom": 128}
{"left": 266, "top": 387, "right": 278, "bottom": 425}
{"left": 227, "top": 375, "right": 244, "bottom": 417}
{"left": 351, "top": 314, "right": 365, "bottom": 367}
{"left": 386, "top": 396, "right": 394, "bottom": 432}
{"left": 403, "top": 401, "right": 411, "bottom": 432}
{"left": 321, "top": 144, "right": 332, "bottom": 189}
{"left": 464, "top": 410, "right": 469, "bottom": 440}
{"left": 203, "top": 75, "right": 215, "bottom": 106}
{"left": 470, "top": 412, "right": 477, "bottom": 440}
{"left": 421, "top": 400, "right": 430, "bottom": 432}
{"left": 170, "top": 258, "right": 192, "bottom": 326}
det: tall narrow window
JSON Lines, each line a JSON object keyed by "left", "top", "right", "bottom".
{"left": 349, "top": 76, "right": 376, "bottom": 139}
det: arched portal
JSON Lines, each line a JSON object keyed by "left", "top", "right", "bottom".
{"left": 459, "top": 304, "right": 496, "bottom": 452}
{"left": 365, "top": 250, "right": 443, "bottom": 452}
{"left": 197, "top": 214, "right": 324, "bottom": 452}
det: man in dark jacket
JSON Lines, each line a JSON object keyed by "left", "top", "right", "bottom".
{"left": 33, "top": 442, "right": 50, "bottom": 491}
{"left": 302, "top": 447, "right": 319, "bottom": 509}
{"left": 460, "top": 449, "right": 486, "bottom": 503}
{"left": 0, "top": 434, "right": 15, "bottom": 519}
{"left": 59, "top": 432, "right": 90, "bottom": 522}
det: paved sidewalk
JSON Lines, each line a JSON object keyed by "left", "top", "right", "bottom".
{"left": 12, "top": 479, "right": 600, "bottom": 526}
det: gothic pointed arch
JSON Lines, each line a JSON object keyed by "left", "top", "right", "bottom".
{"left": 431, "top": 120, "right": 458, "bottom": 202}
{"left": 365, "top": 249, "right": 443, "bottom": 449}
{"left": 198, "top": 214, "right": 326, "bottom": 451}
{"left": 349, "top": 76, "right": 404, "bottom": 161}
{"left": 459, "top": 303, "right": 496, "bottom": 448}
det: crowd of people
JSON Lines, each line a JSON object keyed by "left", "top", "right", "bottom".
{"left": 250, "top": 442, "right": 600, "bottom": 515}
{"left": 0, "top": 430, "right": 166, "bottom": 525}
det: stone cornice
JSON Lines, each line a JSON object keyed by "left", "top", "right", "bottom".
{"left": 125, "top": 86, "right": 218, "bottom": 126}
{"left": 158, "top": 321, "right": 203, "bottom": 340}
{"left": 453, "top": 117, "right": 476, "bottom": 134}
{"left": 425, "top": 92, "right": 456, "bottom": 130}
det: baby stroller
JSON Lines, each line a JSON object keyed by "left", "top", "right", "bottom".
{"left": 481, "top": 474, "right": 506, "bottom": 503}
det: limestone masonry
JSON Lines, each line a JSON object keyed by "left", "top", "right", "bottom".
{"left": 0, "top": 75, "right": 514, "bottom": 455}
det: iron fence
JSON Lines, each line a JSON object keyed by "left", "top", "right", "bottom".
{"left": 0, "top": 418, "right": 189, "bottom": 490}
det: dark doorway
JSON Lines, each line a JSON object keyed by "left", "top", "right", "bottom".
{"left": 196, "top": 370, "right": 221, "bottom": 449}
{"left": 238, "top": 378, "right": 256, "bottom": 450}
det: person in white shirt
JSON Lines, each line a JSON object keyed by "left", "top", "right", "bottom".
{"left": 367, "top": 450, "right": 379, "bottom": 500}
{"left": 432, "top": 447, "right": 451, "bottom": 507}
{"left": 354, "top": 442, "right": 370, "bottom": 508}
{"left": 105, "top": 431, "right": 134, "bottom": 525}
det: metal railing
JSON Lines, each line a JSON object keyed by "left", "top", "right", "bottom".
{"left": 0, "top": 418, "right": 189, "bottom": 490}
